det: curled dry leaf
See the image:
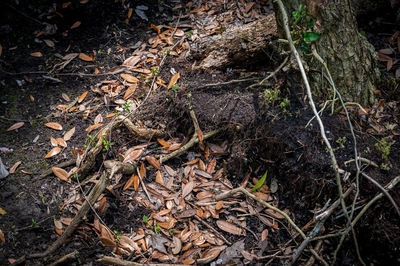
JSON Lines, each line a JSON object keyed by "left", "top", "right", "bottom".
{"left": 145, "top": 156, "right": 160, "bottom": 169}
{"left": 56, "top": 138, "right": 67, "bottom": 148}
{"left": 70, "top": 21, "right": 81, "bottom": 29}
{"left": 120, "top": 73, "right": 139, "bottom": 83}
{"left": 86, "top": 123, "right": 103, "bottom": 133}
{"left": 52, "top": 167, "right": 70, "bottom": 183}
{"left": 78, "top": 91, "right": 88, "bottom": 103}
{"left": 171, "top": 236, "right": 182, "bottom": 255}
{"left": 45, "top": 147, "right": 61, "bottom": 158}
{"left": 123, "top": 174, "right": 135, "bottom": 191}
{"left": 63, "top": 127, "right": 75, "bottom": 141}
{"left": 9, "top": 161, "right": 21, "bottom": 174}
{"left": 30, "top": 52, "right": 43, "bottom": 57}
{"left": 54, "top": 219, "right": 63, "bottom": 236}
{"left": 216, "top": 220, "right": 243, "bottom": 236}
{"left": 45, "top": 122, "right": 63, "bottom": 131}
{"left": 0, "top": 228, "right": 5, "bottom": 243}
{"left": 7, "top": 122, "right": 24, "bottom": 131}
{"left": 79, "top": 53, "right": 93, "bottom": 62}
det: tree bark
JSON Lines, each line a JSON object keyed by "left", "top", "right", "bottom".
{"left": 275, "top": 0, "right": 380, "bottom": 105}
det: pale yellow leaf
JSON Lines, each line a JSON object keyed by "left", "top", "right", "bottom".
{"left": 0, "top": 208, "right": 6, "bottom": 215}
{"left": 7, "top": 122, "right": 24, "bottom": 131}
{"left": 45, "top": 122, "right": 63, "bottom": 131}
{"left": 45, "top": 147, "right": 61, "bottom": 158}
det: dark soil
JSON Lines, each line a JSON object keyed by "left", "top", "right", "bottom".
{"left": 0, "top": 1, "right": 399, "bottom": 265}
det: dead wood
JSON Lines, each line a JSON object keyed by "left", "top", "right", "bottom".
{"left": 97, "top": 255, "right": 186, "bottom": 266}
{"left": 189, "top": 14, "right": 277, "bottom": 70}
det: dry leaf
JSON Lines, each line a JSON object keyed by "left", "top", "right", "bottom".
{"left": 197, "top": 245, "right": 226, "bottom": 264}
{"left": 0, "top": 208, "right": 6, "bottom": 215}
{"left": 120, "top": 73, "right": 139, "bottom": 83}
{"left": 139, "top": 162, "right": 146, "bottom": 178}
{"left": 0, "top": 228, "right": 4, "bottom": 243}
{"left": 157, "top": 138, "right": 170, "bottom": 148}
{"left": 7, "top": 122, "right": 24, "bottom": 131}
{"left": 216, "top": 220, "right": 243, "bottom": 235}
{"left": 145, "top": 156, "right": 160, "bottom": 169}
{"left": 56, "top": 138, "right": 68, "bottom": 148}
{"left": 133, "top": 174, "right": 139, "bottom": 191}
{"left": 123, "top": 175, "right": 135, "bottom": 190}
{"left": 94, "top": 113, "right": 103, "bottom": 124}
{"left": 215, "top": 200, "right": 224, "bottom": 210}
{"left": 30, "top": 52, "right": 43, "bottom": 57}
{"left": 124, "top": 84, "right": 137, "bottom": 100}
{"left": 45, "top": 147, "right": 61, "bottom": 158}
{"left": 127, "top": 7, "right": 133, "bottom": 19}
{"left": 155, "top": 170, "right": 165, "bottom": 186}
{"left": 70, "top": 21, "right": 81, "bottom": 29}
{"left": 52, "top": 167, "right": 70, "bottom": 182}
{"left": 151, "top": 24, "right": 161, "bottom": 34}
{"left": 80, "top": 0, "right": 89, "bottom": 3}
{"left": 167, "top": 72, "right": 180, "bottom": 89}
{"left": 265, "top": 209, "right": 285, "bottom": 219}
{"left": 123, "top": 149, "right": 143, "bottom": 163}
{"left": 63, "top": 127, "right": 75, "bottom": 141}
{"left": 86, "top": 123, "right": 103, "bottom": 133}
{"left": 261, "top": 229, "right": 269, "bottom": 241}
{"left": 78, "top": 91, "right": 89, "bottom": 103}
{"left": 43, "top": 39, "right": 55, "bottom": 48}
{"left": 45, "top": 122, "right": 63, "bottom": 131}
{"left": 54, "top": 219, "right": 63, "bottom": 235}
{"left": 182, "top": 181, "right": 194, "bottom": 198}
{"left": 123, "top": 55, "right": 141, "bottom": 67}
{"left": 61, "top": 93, "right": 70, "bottom": 102}
{"left": 79, "top": 53, "right": 94, "bottom": 62}
{"left": 9, "top": 161, "right": 21, "bottom": 174}
{"left": 99, "top": 197, "right": 106, "bottom": 214}
{"left": 50, "top": 136, "right": 58, "bottom": 146}
{"left": 29, "top": 95, "right": 34, "bottom": 101}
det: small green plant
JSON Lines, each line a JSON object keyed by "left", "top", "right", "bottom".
{"left": 380, "top": 163, "right": 390, "bottom": 171}
{"left": 113, "top": 230, "right": 122, "bottom": 240}
{"left": 102, "top": 137, "right": 115, "bottom": 151}
{"left": 336, "top": 136, "right": 347, "bottom": 149}
{"left": 155, "top": 224, "right": 161, "bottom": 234}
{"left": 31, "top": 219, "right": 40, "bottom": 229}
{"left": 242, "top": 34, "right": 248, "bottom": 41}
{"left": 279, "top": 97, "right": 291, "bottom": 115}
{"left": 122, "top": 102, "right": 133, "bottom": 113}
{"left": 151, "top": 68, "right": 160, "bottom": 76}
{"left": 169, "top": 229, "right": 175, "bottom": 234}
{"left": 165, "top": 48, "right": 171, "bottom": 55}
{"left": 87, "top": 134, "right": 96, "bottom": 147}
{"left": 142, "top": 215, "right": 149, "bottom": 223}
{"left": 168, "top": 84, "right": 179, "bottom": 98}
{"left": 187, "top": 30, "right": 194, "bottom": 37}
{"left": 263, "top": 88, "right": 280, "bottom": 104}
{"left": 375, "top": 139, "right": 393, "bottom": 160}
{"left": 251, "top": 170, "right": 268, "bottom": 192}
{"left": 291, "top": 4, "right": 320, "bottom": 52}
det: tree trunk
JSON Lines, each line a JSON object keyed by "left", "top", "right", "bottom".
{"left": 275, "top": 0, "right": 380, "bottom": 105}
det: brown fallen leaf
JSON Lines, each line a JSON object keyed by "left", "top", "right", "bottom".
{"left": 78, "top": 91, "right": 89, "bottom": 103}
{"left": 56, "top": 138, "right": 68, "bottom": 148}
{"left": 7, "top": 122, "right": 24, "bottom": 131}
{"left": 63, "top": 127, "right": 75, "bottom": 141}
{"left": 70, "top": 21, "right": 81, "bottom": 29}
{"left": 157, "top": 138, "right": 170, "bottom": 148}
{"left": 182, "top": 181, "right": 194, "bottom": 198}
{"left": 167, "top": 72, "right": 180, "bottom": 89}
{"left": 50, "top": 136, "right": 58, "bottom": 146}
{"left": 45, "top": 147, "right": 61, "bottom": 158}
{"left": 155, "top": 170, "right": 165, "bottom": 186}
{"left": 79, "top": 53, "right": 94, "bottom": 62}
{"left": 45, "top": 122, "right": 63, "bottom": 131}
{"left": 261, "top": 229, "right": 269, "bottom": 242}
{"left": 61, "top": 93, "right": 70, "bottom": 102}
{"left": 197, "top": 245, "right": 227, "bottom": 264}
{"left": 120, "top": 73, "right": 139, "bottom": 83}
{"left": 29, "top": 95, "right": 34, "bottom": 101}
{"left": 54, "top": 219, "right": 63, "bottom": 235}
{"left": 0, "top": 228, "right": 4, "bottom": 243}
{"left": 52, "top": 167, "right": 70, "bottom": 183}
{"left": 123, "top": 149, "right": 143, "bottom": 163}
{"left": 9, "top": 161, "right": 21, "bottom": 174}
{"left": 145, "top": 156, "right": 160, "bottom": 169}
{"left": 216, "top": 220, "right": 243, "bottom": 235}
{"left": 265, "top": 209, "right": 285, "bottom": 219}
{"left": 30, "top": 52, "right": 43, "bottom": 57}
{"left": 86, "top": 123, "right": 103, "bottom": 133}
{"left": 43, "top": 39, "right": 55, "bottom": 48}
{"left": 124, "top": 84, "right": 137, "bottom": 100}
{"left": 123, "top": 174, "right": 135, "bottom": 191}
{"left": 123, "top": 55, "right": 141, "bottom": 67}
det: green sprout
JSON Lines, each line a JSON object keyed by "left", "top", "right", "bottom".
{"left": 375, "top": 139, "right": 393, "bottom": 160}
{"left": 151, "top": 68, "right": 160, "bottom": 76}
{"left": 31, "top": 219, "right": 40, "bottom": 229}
{"left": 155, "top": 224, "right": 161, "bottom": 234}
{"left": 102, "top": 137, "right": 114, "bottom": 151}
{"left": 142, "top": 215, "right": 148, "bottom": 223}
{"left": 87, "top": 134, "right": 96, "bottom": 147}
{"left": 122, "top": 102, "right": 133, "bottom": 113}
{"left": 251, "top": 170, "right": 268, "bottom": 192}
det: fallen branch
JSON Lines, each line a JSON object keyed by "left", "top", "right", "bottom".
{"left": 27, "top": 172, "right": 108, "bottom": 259}
{"left": 97, "top": 255, "right": 186, "bottom": 266}
{"left": 34, "top": 158, "right": 75, "bottom": 180}
{"left": 48, "top": 250, "right": 79, "bottom": 266}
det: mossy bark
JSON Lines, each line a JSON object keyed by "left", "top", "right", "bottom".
{"left": 275, "top": 0, "right": 380, "bottom": 105}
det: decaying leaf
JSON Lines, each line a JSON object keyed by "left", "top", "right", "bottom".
{"left": 171, "top": 236, "right": 182, "bottom": 255}
{"left": 123, "top": 174, "right": 135, "bottom": 191}
{"left": 61, "top": 93, "right": 70, "bottom": 102}
{"left": 56, "top": 138, "right": 67, "bottom": 148}
{"left": 43, "top": 39, "right": 55, "bottom": 48}
{"left": 9, "top": 161, "right": 21, "bottom": 174}
{"left": 155, "top": 170, "right": 165, "bottom": 186}
{"left": 182, "top": 181, "right": 194, "bottom": 198}
{"left": 133, "top": 174, "right": 139, "bottom": 191}
{"left": 216, "top": 220, "right": 243, "bottom": 235}
{"left": 121, "top": 73, "right": 139, "bottom": 83}
{"left": 123, "top": 55, "right": 141, "bottom": 67}
{"left": 30, "top": 52, "right": 43, "bottom": 57}
{"left": 124, "top": 84, "right": 137, "bottom": 100}
{"left": 123, "top": 149, "right": 143, "bottom": 163}
{"left": 45, "top": 122, "right": 63, "bottom": 131}
{"left": 265, "top": 209, "right": 285, "bottom": 219}
{"left": 7, "top": 122, "right": 24, "bottom": 131}
{"left": 78, "top": 91, "right": 89, "bottom": 103}
{"left": 157, "top": 138, "right": 171, "bottom": 148}
{"left": 197, "top": 245, "right": 227, "bottom": 264}
{"left": 70, "top": 21, "right": 81, "bottom": 29}
{"left": 63, "top": 127, "right": 75, "bottom": 141}
{"left": 261, "top": 229, "right": 269, "bottom": 241}
{"left": 0, "top": 228, "right": 5, "bottom": 243}
{"left": 167, "top": 72, "right": 180, "bottom": 89}
{"left": 52, "top": 167, "right": 70, "bottom": 183}
{"left": 45, "top": 147, "right": 61, "bottom": 158}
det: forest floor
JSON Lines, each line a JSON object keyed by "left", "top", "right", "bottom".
{"left": 0, "top": 1, "right": 399, "bottom": 265}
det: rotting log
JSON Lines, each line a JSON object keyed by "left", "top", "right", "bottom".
{"left": 189, "top": 13, "right": 277, "bottom": 70}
